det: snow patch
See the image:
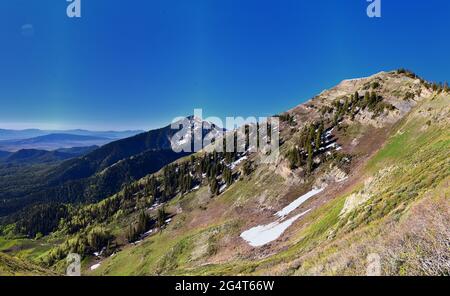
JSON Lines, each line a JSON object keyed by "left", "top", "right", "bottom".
{"left": 143, "top": 229, "right": 153, "bottom": 236}
{"left": 219, "top": 184, "right": 227, "bottom": 193}
{"left": 240, "top": 187, "right": 325, "bottom": 247}
{"left": 275, "top": 188, "right": 324, "bottom": 218}
{"left": 240, "top": 209, "right": 311, "bottom": 247}
{"left": 90, "top": 263, "right": 101, "bottom": 270}
{"left": 229, "top": 156, "right": 248, "bottom": 170}
{"left": 325, "top": 127, "right": 334, "bottom": 138}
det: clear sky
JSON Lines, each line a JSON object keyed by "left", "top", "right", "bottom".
{"left": 0, "top": 0, "right": 449, "bottom": 130}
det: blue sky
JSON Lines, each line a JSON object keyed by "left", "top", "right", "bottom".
{"left": 0, "top": 0, "right": 449, "bottom": 130}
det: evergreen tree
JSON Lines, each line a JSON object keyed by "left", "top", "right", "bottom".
{"left": 136, "top": 211, "right": 149, "bottom": 235}
{"left": 87, "top": 226, "right": 111, "bottom": 251}
{"left": 287, "top": 148, "right": 299, "bottom": 169}
{"left": 362, "top": 91, "right": 370, "bottom": 109}
{"left": 369, "top": 91, "right": 378, "bottom": 109}
{"left": 350, "top": 101, "right": 357, "bottom": 120}
{"left": 315, "top": 122, "right": 324, "bottom": 149}
{"left": 306, "top": 142, "right": 313, "bottom": 174}
{"left": 242, "top": 160, "right": 253, "bottom": 176}
{"left": 308, "top": 124, "right": 315, "bottom": 143}
{"left": 333, "top": 112, "right": 340, "bottom": 126}
{"left": 209, "top": 177, "right": 219, "bottom": 196}
{"left": 126, "top": 224, "right": 138, "bottom": 243}
{"left": 157, "top": 207, "right": 166, "bottom": 230}
{"left": 223, "top": 166, "right": 233, "bottom": 186}
{"left": 299, "top": 126, "right": 309, "bottom": 149}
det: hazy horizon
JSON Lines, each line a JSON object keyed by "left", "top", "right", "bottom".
{"left": 0, "top": 121, "right": 148, "bottom": 132}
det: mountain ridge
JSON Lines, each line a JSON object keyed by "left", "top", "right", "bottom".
{"left": 0, "top": 70, "right": 448, "bottom": 276}
{"left": 1, "top": 146, "right": 99, "bottom": 164}
{"left": 78, "top": 70, "right": 448, "bottom": 276}
{"left": 0, "top": 117, "right": 223, "bottom": 219}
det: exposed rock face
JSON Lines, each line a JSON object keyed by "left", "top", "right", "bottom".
{"left": 315, "top": 166, "right": 348, "bottom": 189}
{"left": 288, "top": 71, "right": 433, "bottom": 129}
{"left": 340, "top": 166, "right": 396, "bottom": 217}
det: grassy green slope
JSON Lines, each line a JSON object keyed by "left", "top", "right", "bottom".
{"left": 0, "top": 252, "right": 55, "bottom": 276}
{"left": 89, "top": 166, "right": 287, "bottom": 275}
{"left": 278, "top": 92, "right": 450, "bottom": 275}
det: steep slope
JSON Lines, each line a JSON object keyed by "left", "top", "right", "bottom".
{"left": 79, "top": 70, "right": 448, "bottom": 276}
{"left": 2, "top": 146, "right": 98, "bottom": 164}
{"left": 45, "top": 117, "right": 221, "bottom": 186}
{"left": 4, "top": 149, "right": 74, "bottom": 164}
{"left": 54, "top": 145, "right": 99, "bottom": 156}
{"left": 0, "top": 252, "right": 55, "bottom": 276}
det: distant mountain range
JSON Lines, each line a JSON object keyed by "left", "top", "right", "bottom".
{"left": 0, "top": 129, "right": 144, "bottom": 141}
{"left": 0, "top": 133, "right": 134, "bottom": 152}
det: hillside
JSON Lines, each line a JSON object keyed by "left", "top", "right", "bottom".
{"left": 0, "top": 118, "right": 222, "bottom": 233}
{"left": 84, "top": 71, "right": 448, "bottom": 276}
{"left": 1, "top": 146, "right": 98, "bottom": 164}
{"left": 0, "top": 252, "right": 54, "bottom": 276}
{"left": 44, "top": 117, "right": 221, "bottom": 186}
{"left": 1, "top": 70, "right": 448, "bottom": 276}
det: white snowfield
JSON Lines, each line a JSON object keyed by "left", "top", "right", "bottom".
{"left": 240, "top": 209, "right": 311, "bottom": 247}
{"left": 240, "top": 187, "right": 325, "bottom": 247}
{"left": 90, "top": 263, "right": 101, "bottom": 270}
{"left": 229, "top": 156, "right": 248, "bottom": 170}
{"left": 275, "top": 188, "right": 324, "bottom": 218}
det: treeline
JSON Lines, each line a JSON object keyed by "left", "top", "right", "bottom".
{"left": 14, "top": 203, "right": 68, "bottom": 238}
{"left": 286, "top": 121, "right": 324, "bottom": 172}
{"left": 278, "top": 113, "right": 296, "bottom": 126}
{"left": 126, "top": 208, "right": 165, "bottom": 243}
{"left": 0, "top": 148, "right": 189, "bottom": 224}
{"left": 321, "top": 90, "right": 396, "bottom": 123}
{"left": 44, "top": 225, "right": 113, "bottom": 266}
{"left": 288, "top": 89, "right": 394, "bottom": 172}
{"left": 43, "top": 147, "right": 254, "bottom": 266}
{"left": 430, "top": 81, "right": 450, "bottom": 93}
{"left": 397, "top": 68, "right": 449, "bottom": 93}
{"left": 15, "top": 127, "right": 260, "bottom": 239}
